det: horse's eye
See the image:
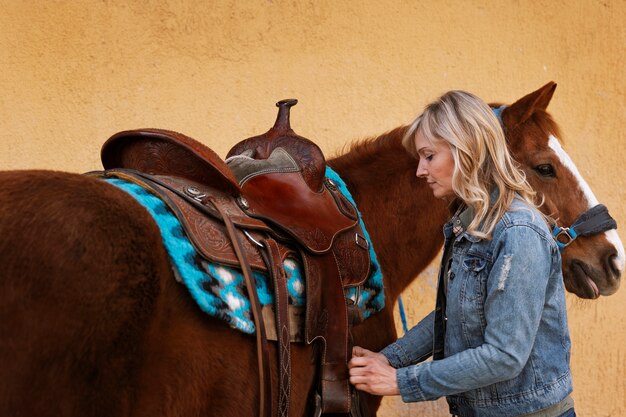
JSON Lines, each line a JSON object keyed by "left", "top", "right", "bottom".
{"left": 534, "top": 164, "right": 556, "bottom": 178}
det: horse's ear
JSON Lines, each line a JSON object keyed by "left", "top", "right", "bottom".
{"left": 503, "top": 82, "right": 557, "bottom": 128}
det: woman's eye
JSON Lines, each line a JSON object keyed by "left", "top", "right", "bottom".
{"left": 534, "top": 164, "right": 556, "bottom": 178}
{"left": 424, "top": 154, "right": 433, "bottom": 161}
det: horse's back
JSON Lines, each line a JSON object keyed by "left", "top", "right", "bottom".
{"left": 0, "top": 170, "right": 169, "bottom": 416}
{"left": 0, "top": 170, "right": 319, "bottom": 417}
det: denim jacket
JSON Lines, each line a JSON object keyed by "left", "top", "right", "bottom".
{"left": 381, "top": 198, "right": 573, "bottom": 417}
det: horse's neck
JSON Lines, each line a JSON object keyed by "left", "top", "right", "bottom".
{"left": 329, "top": 127, "right": 449, "bottom": 303}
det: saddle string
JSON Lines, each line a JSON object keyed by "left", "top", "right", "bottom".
{"left": 208, "top": 197, "right": 272, "bottom": 417}
{"left": 261, "top": 238, "right": 292, "bottom": 417}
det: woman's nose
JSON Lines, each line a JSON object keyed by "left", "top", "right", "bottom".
{"left": 416, "top": 160, "right": 427, "bottom": 178}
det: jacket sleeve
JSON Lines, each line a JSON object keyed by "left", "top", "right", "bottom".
{"left": 395, "top": 225, "right": 556, "bottom": 402}
{"left": 380, "top": 310, "right": 435, "bottom": 368}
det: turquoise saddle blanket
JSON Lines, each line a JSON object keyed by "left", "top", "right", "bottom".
{"left": 106, "top": 167, "right": 384, "bottom": 334}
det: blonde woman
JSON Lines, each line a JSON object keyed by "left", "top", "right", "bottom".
{"left": 348, "top": 91, "right": 575, "bottom": 417}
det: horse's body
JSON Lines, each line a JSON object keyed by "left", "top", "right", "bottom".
{"left": 0, "top": 83, "right": 623, "bottom": 416}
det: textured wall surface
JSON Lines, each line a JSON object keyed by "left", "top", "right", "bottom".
{"left": 1, "top": 1, "right": 624, "bottom": 416}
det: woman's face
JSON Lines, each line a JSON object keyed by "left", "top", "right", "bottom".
{"left": 414, "top": 132, "right": 456, "bottom": 200}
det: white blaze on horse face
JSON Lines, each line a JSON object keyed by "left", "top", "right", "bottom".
{"left": 548, "top": 135, "right": 626, "bottom": 273}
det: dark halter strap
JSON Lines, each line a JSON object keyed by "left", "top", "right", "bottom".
{"left": 552, "top": 204, "right": 617, "bottom": 251}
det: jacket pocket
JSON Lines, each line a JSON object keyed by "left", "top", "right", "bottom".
{"left": 456, "top": 254, "right": 489, "bottom": 347}
{"left": 460, "top": 255, "right": 487, "bottom": 302}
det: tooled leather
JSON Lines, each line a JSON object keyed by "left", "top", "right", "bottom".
{"left": 102, "top": 128, "right": 240, "bottom": 194}
{"left": 332, "top": 228, "right": 371, "bottom": 288}
{"left": 154, "top": 181, "right": 294, "bottom": 272}
{"left": 302, "top": 251, "right": 351, "bottom": 414}
{"left": 239, "top": 167, "right": 368, "bottom": 285}
{"left": 120, "top": 141, "right": 199, "bottom": 178}
{"left": 263, "top": 238, "right": 291, "bottom": 417}
{"left": 165, "top": 190, "right": 269, "bottom": 270}
{"left": 103, "top": 170, "right": 288, "bottom": 271}
{"left": 227, "top": 134, "right": 326, "bottom": 193}
{"left": 328, "top": 185, "right": 358, "bottom": 220}
{"left": 241, "top": 171, "right": 358, "bottom": 253}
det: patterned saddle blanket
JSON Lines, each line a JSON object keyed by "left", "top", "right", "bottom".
{"left": 104, "top": 166, "right": 384, "bottom": 335}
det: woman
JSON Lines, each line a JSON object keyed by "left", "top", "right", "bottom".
{"left": 348, "top": 91, "right": 575, "bottom": 417}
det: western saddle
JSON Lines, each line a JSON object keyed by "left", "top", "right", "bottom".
{"left": 98, "top": 100, "right": 372, "bottom": 417}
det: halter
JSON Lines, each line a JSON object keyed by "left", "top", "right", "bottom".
{"left": 492, "top": 106, "right": 618, "bottom": 253}
{"left": 551, "top": 204, "right": 617, "bottom": 252}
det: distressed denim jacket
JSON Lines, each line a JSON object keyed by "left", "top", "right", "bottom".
{"left": 381, "top": 198, "right": 573, "bottom": 417}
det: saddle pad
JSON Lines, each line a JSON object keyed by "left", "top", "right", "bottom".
{"left": 104, "top": 167, "right": 384, "bottom": 334}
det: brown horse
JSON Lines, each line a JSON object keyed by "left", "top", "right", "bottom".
{"left": 0, "top": 82, "right": 622, "bottom": 417}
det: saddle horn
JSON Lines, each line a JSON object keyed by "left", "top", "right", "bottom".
{"left": 272, "top": 99, "right": 298, "bottom": 132}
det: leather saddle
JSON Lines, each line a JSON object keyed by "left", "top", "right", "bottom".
{"left": 99, "top": 100, "right": 371, "bottom": 417}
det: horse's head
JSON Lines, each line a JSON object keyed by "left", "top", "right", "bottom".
{"left": 498, "top": 82, "right": 624, "bottom": 298}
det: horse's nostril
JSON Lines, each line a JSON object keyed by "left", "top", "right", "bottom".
{"left": 606, "top": 252, "right": 622, "bottom": 280}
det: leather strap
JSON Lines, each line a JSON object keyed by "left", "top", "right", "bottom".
{"left": 207, "top": 197, "right": 272, "bottom": 417}
{"left": 262, "top": 238, "right": 291, "bottom": 417}
{"left": 302, "top": 250, "right": 352, "bottom": 414}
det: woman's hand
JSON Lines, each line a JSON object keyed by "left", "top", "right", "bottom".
{"left": 348, "top": 346, "right": 400, "bottom": 396}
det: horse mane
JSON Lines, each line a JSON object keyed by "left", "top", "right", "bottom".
{"left": 330, "top": 109, "right": 562, "bottom": 168}
{"left": 328, "top": 124, "right": 449, "bottom": 301}
{"left": 329, "top": 125, "right": 410, "bottom": 171}
{"left": 331, "top": 101, "right": 564, "bottom": 163}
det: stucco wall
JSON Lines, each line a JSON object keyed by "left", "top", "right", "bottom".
{"left": 1, "top": 1, "right": 624, "bottom": 416}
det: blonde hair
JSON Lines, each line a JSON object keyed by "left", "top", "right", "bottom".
{"left": 403, "top": 90, "right": 539, "bottom": 239}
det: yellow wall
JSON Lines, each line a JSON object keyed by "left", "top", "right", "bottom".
{"left": 1, "top": 1, "right": 624, "bottom": 416}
